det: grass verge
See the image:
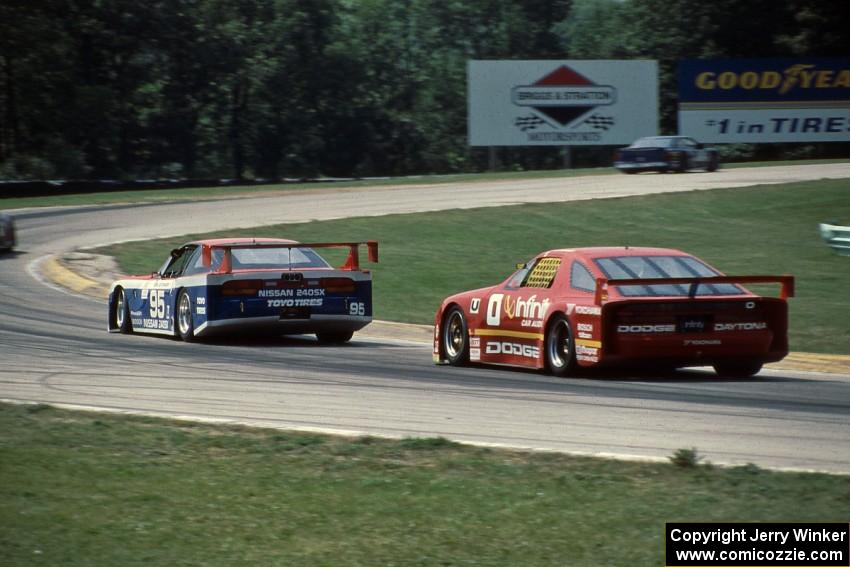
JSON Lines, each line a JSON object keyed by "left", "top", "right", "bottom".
{"left": 98, "top": 178, "right": 850, "bottom": 354}
{"left": 2, "top": 403, "right": 848, "bottom": 567}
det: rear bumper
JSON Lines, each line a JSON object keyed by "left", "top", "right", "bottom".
{"left": 598, "top": 333, "right": 787, "bottom": 368}
{"left": 195, "top": 314, "right": 372, "bottom": 337}
{"left": 614, "top": 161, "right": 668, "bottom": 170}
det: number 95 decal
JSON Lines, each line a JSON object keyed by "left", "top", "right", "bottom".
{"left": 149, "top": 289, "right": 167, "bottom": 319}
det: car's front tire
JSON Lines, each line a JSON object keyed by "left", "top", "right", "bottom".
{"left": 114, "top": 287, "right": 132, "bottom": 334}
{"left": 441, "top": 307, "right": 469, "bottom": 366}
{"left": 176, "top": 289, "right": 195, "bottom": 342}
{"left": 706, "top": 153, "right": 719, "bottom": 172}
{"left": 545, "top": 314, "right": 577, "bottom": 377}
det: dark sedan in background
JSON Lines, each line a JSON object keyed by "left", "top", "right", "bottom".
{"left": 614, "top": 136, "right": 719, "bottom": 174}
{"left": 0, "top": 212, "right": 14, "bottom": 252}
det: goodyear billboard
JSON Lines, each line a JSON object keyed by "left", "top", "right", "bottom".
{"left": 678, "top": 58, "right": 850, "bottom": 142}
{"left": 468, "top": 60, "right": 658, "bottom": 146}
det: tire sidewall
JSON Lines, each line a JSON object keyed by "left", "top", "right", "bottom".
{"left": 545, "top": 314, "right": 576, "bottom": 377}
{"left": 115, "top": 287, "right": 132, "bottom": 334}
{"left": 177, "top": 289, "right": 195, "bottom": 342}
{"left": 442, "top": 307, "right": 469, "bottom": 365}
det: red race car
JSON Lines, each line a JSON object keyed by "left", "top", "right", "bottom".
{"left": 433, "top": 247, "right": 794, "bottom": 377}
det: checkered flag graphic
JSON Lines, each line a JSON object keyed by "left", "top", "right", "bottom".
{"left": 515, "top": 114, "right": 545, "bottom": 131}
{"left": 578, "top": 114, "right": 615, "bottom": 130}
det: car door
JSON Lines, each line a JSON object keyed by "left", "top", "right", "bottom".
{"left": 480, "top": 255, "right": 561, "bottom": 365}
{"left": 140, "top": 245, "right": 199, "bottom": 334}
{"left": 680, "top": 137, "right": 708, "bottom": 167}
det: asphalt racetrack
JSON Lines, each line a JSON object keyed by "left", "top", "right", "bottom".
{"left": 3, "top": 163, "right": 850, "bottom": 473}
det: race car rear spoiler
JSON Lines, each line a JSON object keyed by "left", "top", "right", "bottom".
{"left": 593, "top": 275, "right": 795, "bottom": 305}
{"left": 204, "top": 241, "right": 378, "bottom": 273}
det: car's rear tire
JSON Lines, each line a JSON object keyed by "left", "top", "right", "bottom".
{"left": 114, "top": 287, "right": 132, "bottom": 334}
{"left": 441, "top": 307, "right": 469, "bottom": 366}
{"left": 707, "top": 153, "right": 719, "bottom": 172}
{"left": 176, "top": 289, "right": 195, "bottom": 342}
{"left": 677, "top": 155, "right": 689, "bottom": 173}
{"left": 713, "top": 361, "right": 762, "bottom": 378}
{"left": 316, "top": 331, "right": 354, "bottom": 344}
{"left": 545, "top": 314, "right": 577, "bottom": 377}
{"left": 622, "top": 169, "right": 637, "bottom": 175}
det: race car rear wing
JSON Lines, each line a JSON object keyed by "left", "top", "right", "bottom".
{"left": 593, "top": 275, "right": 795, "bottom": 305}
{"left": 204, "top": 241, "right": 378, "bottom": 273}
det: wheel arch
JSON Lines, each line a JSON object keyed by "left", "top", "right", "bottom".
{"left": 543, "top": 308, "right": 571, "bottom": 336}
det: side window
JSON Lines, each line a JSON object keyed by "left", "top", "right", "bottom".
{"left": 522, "top": 257, "right": 561, "bottom": 289}
{"left": 161, "top": 246, "right": 199, "bottom": 278}
{"left": 505, "top": 265, "right": 530, "bottom": 290}
{"left": 183, "top": 246, "right": 211, "bottom": 276}
{"left": 570, "top": 261, "right": 596, "bottom": 292}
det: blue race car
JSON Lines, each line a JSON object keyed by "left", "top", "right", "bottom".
{"left": 614, "top": 136, "right": 719, "bottom": 174}
{"left": 108, "top": 238, "right": 378, "bottom": 343}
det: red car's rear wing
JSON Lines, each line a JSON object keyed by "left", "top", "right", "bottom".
{"left": 593, "top": 275, "right": 795, "bottom": 305}
{"left": 203, "top": 241, "right": 378, "bottom": 273}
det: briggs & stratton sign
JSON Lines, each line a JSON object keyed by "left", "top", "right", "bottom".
{"left": 468, "top": 60, "right": 658, "bottom": 146}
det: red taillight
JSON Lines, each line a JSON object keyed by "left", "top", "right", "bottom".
{"left": 322, "top": 277, "right": 355, "bottom": 294}
{"left": 222, "top": 279, "right": 264, "bottom": 296}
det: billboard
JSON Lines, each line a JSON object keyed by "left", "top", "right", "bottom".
{"left": 678, "top": 58, "right": 850, "bottom": 143}
{"left": 468, "top": 60, "right": 658, "bottom": 146}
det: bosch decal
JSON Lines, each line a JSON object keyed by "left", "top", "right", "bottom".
{"left": 577, "top": 322, "right": 594, "bottom": 339}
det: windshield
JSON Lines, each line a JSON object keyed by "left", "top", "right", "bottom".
{"left": 594, "top": 255, "right": 745, "bottom": 297}
{"left": 630, "top": 137, "right": 673, "bottom": 148}
{"left": 224, "top": 246, "right": 330, "bottom": 270}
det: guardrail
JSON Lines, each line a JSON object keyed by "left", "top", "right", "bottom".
{"left": 819, "top": 222, "right": 850, "bottom": 256}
